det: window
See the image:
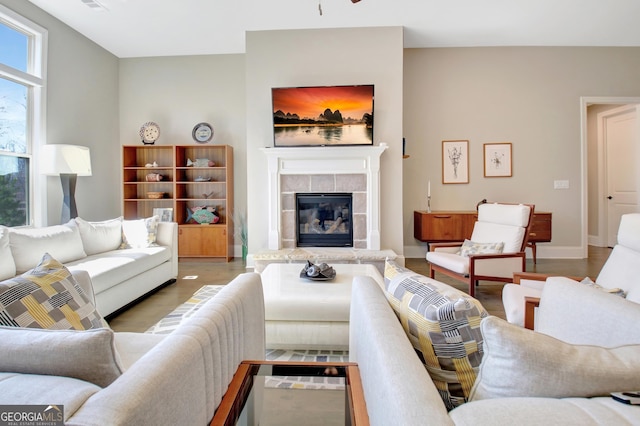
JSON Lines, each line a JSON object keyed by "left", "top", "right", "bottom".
{"left": 0, "top": 5, "right": 46, "bottom": 227}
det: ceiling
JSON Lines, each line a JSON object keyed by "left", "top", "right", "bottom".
{"left": 26, "top": 0, "right": 640, "bottom": 58}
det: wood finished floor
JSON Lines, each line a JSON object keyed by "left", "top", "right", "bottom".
{"left": 108, "top": 246, "right": 612, "bottom": 333}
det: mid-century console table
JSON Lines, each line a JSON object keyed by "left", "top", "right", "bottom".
{"left": 413, "top": 210, "right": 552, "bottom": 263}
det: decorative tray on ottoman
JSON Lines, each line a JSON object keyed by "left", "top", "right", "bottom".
{"left": 300, "top": 260, "right": 336, "bottom": 281}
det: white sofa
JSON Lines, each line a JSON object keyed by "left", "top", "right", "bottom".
{"left": 0, "top": 270, "right": 265, "bottom": 425}
{"left": 350, "top": 268, "right": 640, "bottom": 425}
{"left": 0, "top": 216, "right": 178, "bottom": 317}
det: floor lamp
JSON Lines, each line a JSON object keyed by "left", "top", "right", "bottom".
{"left": 40, "top": 144, "right": 93, "bottom": 224}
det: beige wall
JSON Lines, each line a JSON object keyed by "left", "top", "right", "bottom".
{"left": 403, "top": 47, "right": 640, "bottom": 258}
{"left": 2, "top": 0, "right": 120, "bottom": 225}
{"left": 118, "top": 54, "right": 247, "bottom": 231}
{"left": 244, "top": 27, "right": 405, "bottom": 260}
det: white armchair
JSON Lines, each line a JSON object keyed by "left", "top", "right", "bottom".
{"left": 503, "top": 212, "right": 640, "bottom": 328}
{"left": 427, "top": 203, "right": 534, "bottom": 297}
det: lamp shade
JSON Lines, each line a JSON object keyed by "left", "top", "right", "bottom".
{"left": 40, "top": 144, "right": 92, "bottom": 176}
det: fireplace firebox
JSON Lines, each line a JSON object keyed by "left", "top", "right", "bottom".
{"left": 296, "top": 193, "right": 353, "bottom": 247}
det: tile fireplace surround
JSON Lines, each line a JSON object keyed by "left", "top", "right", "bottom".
{"left": 261, "top": 144, "right": 388, "bottom": 250}
{"left": 254, "top": 145, "right": 396, "bottom": 272}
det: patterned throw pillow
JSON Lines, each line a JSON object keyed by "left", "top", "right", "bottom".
{"left": 120, "top": 215, "right": 159, "bottom": 249}
{"left": 458, "top": 239, "right": 504, "bottom": 257}
{"left": 0, "top": 253, "right": 104, "bottom": 330}
{"left": 580, "top": 277, "right": 626, "bottom": 298}
{"left": 383, "top": 259, "right": 488, "bottom": 410}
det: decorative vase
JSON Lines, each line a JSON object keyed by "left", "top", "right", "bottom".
{"left": 242, "top": 245, "right": 248, "bottom": 264}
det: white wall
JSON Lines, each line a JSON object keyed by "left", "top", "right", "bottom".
{"left": 244, "top": 27, "right": 405, "bottom": 259}
{"left": 403, "top": 47, "right": 640, "bottom": 258}
{"left": 1, "top": 0, "right": 120, "bottom": 224}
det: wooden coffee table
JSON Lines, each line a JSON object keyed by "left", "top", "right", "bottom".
{"left": 211, "top": 360, "right": 369, "bottom": 426}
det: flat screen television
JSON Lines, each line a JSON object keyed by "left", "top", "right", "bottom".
{"left": 272, "top": 84, "right": 374, "bottom": 147}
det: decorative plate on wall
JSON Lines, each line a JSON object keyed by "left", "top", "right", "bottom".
{"left": 192, "top": 122, "right": 214, "bottom": 144}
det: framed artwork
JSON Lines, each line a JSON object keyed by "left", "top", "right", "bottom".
{"left": 442, "top": 140, "right": 469, "bottom": 184}
{"left": 484, "top": 143, "right": 512, "bottom": 177}
{"left": 153, "top": 208, "right": 174, "bottom": 222}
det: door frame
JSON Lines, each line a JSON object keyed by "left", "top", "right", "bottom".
{"left": 580, "top": 96, "right": 640, "bottom": 257}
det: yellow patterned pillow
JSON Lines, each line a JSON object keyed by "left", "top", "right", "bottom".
{"left": 0, "top": 253, "right": 104, "bottom": 330}
{"left": 383, "top": 259, "right": 487, "bottom": 410}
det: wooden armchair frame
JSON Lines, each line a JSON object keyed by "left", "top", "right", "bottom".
{"left": 428, "top": 203, "right": 535, "bottom": 298}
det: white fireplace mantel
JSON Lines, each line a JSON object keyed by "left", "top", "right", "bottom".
{"left": 261, "top": 144, "right": 388, "bottom": 250}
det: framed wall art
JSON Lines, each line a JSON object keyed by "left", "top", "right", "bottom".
{"left": 484, "top": 142, "right": 512, "bottom": 177}
{"left": 442, "top": 140, "right": 469, "bottom": 184}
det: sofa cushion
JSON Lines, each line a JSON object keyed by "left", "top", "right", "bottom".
{"left": 470, "top": 316, "right": 640, "bottom": 400}
{"left": 383, "top": 259, "right": 487, "bottom": 410}
{"left": 458, "top": 239, "right": 504, "bottom": 257}
{"left": 9, "top": 221, "right": 87, "bottom": 274}
{"left": 0, "top": 226, "right": 15, "bottom": 280}
{"left": 0, "top": 326, "right": 123, "bottom": 387}
{"left": 0, "top": 253, "right": 104, "bottom": 330}
{"left": 65, "top": 246, "right": 171, "bottom": 295}
{"left": 121, "top": 216, "right": 159, "bottom": 249}
{"left": 75, "top": 216, "right": 123, "bottom": 255}
{"left": 0, "top": 372, "right": 101, "bottom": 421}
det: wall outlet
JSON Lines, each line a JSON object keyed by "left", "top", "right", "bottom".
{"left": 554, "top": 180, "right": 570, "bottom": 189}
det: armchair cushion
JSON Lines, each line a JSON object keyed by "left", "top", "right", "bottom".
{"left": 596, "top": 245, "right": 640, "bottom": 303}
{"left": 458, "top": 240, "right": 504, "bottom": 257}
{"left": 383, "top": 260, "right": 487, "bottom": 410}
{"left": 470, "top": 316, "right": 640, "bottom": 400}
{"left": 536, "top": 277, "right": 640, "bottom": 347}
{"left": 470, "top": 222, "right": 525, "bottom": 253}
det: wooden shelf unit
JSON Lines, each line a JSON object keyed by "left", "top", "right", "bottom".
{"left": 123, "top": 145, "right": 234, "bottom": 260}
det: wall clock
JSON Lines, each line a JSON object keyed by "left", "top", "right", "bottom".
{"left": 192, "top": 122, "right": 214, "bottom": 144}
{"left": 140, "top": 122, "right": 160, "bottom": 145}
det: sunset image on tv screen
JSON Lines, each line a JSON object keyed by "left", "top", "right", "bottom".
{"left": 272, "top": 85, "right": 374, "bottom": 147}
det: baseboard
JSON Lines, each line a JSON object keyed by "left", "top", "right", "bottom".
{"left": 104, "top": 278, "right": 177, "bottom": 321}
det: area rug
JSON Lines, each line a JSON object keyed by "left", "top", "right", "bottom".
{"left": 145, "top": 285, "right": 224, "bottom": 334}
{"left": 146, "top": 285, "right": 349, "bottom": 389}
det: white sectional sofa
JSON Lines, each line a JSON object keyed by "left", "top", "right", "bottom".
{"left": 0, "top": 271, "right": 265, "bottom": 425}
{"left": 350, "top": 262, "right": 640, "bottom": 425}
{"left": 0, "top": 216, "right": 178, "bottom": 317}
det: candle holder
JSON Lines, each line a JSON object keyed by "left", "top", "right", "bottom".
{"left": 427, "top": 195, "right": 432, "bottom": 213}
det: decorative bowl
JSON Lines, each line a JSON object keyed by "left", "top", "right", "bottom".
{"left": 147, "top": 192, "right": 165, "bottom": 199}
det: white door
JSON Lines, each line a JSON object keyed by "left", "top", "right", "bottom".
{"left": 603, "top": 105, "right": 640, "bottom": 247}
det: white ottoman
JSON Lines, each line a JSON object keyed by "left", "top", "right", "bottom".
{"left": 260, "top": 263, "right": 383, "bottom": 350}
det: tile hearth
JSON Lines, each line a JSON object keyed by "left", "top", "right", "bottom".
{"left": 252, "top": 247, "right": 397, "bottom": 274}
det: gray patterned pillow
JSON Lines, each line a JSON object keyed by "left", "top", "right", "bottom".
{"left": 0, "top": 253, "right": 104, "bottom": 330}
{"left": 458, "top": 239, "right": 504, "bottom": 257}
{"left": 383, "top": 259, "right": 488, "bottom": 410}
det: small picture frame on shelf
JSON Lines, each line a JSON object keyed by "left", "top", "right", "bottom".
{"left": 484, "top": 142, "right": 512, "bottom": 177}
{"left": 153, "top": 208, "right": 174, "bottom": 222}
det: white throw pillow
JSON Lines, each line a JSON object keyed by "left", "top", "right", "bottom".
{"left": 0, "top": 326, "right": 123, "bottom": 387}
{"left": 75, "top": 217, "right": 123, "bottom": 255}
{"left": 9, "top": 221, "right": 87, "bottom": 274}
{"left": 121, "top": 216, "right": 159, "bottom": 249}
{"left": 470, "top": 316, "right": 640, "bottom": 400}
{"left": 0, "top": 226, "right": 16, "bottom": 280}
